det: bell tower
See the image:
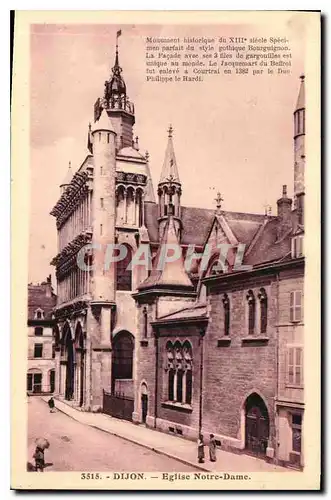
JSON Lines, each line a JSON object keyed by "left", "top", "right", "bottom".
{"left": 94, "top": 31, "right": 135, "bottom": 152}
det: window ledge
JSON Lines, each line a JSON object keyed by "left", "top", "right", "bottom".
{"left": 242, "top": 336, "right": 269, "bottom": 345}
{"left": 140, "top": 340, "right": 149, "bottom": 347}
{"left": 217, "top": 338, "right": 231, "bottom": 347}
{"left": 285, "top": 384, "right": 304, "bottom": 389}
{"left": 161, "top": 401, "right": 193, "bottom": 413}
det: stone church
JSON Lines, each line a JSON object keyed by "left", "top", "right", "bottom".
{"left": 50, "top": 41, "right": 305, "bottom": 467}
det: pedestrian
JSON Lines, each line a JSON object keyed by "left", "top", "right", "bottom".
{"left": 198, "top": 433, "right": 205, "bottom": 463}
{"left": 34, "top": 437, "right": 50, "bottom": 472}
{"left": 33, "top": 446, "right": 45, "bottom": 472}
{"left": 209, "top": 433, "right": 217, "bottom": 462}
{"left": 48, "top": 397, "right": 55, "bottom": 413}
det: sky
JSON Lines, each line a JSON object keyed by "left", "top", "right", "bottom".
{"left": 29, "top": 20, "right": 305, "bottom": 284}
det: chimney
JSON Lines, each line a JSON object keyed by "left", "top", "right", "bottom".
{"left": 277, "top": 185, "right": 293, "bottom": 239}
{"left": 45, "top": 275, "right": 52, "bottom": 298}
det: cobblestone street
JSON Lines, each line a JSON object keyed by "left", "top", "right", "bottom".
{"left": 27, "top": 397, "right": 198, "bottom": 472}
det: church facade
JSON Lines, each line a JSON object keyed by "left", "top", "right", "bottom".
{"left": 50, "top": 41, "right": 305, "bottom": 468}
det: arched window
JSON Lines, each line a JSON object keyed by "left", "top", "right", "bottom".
{"left": 34, "top": 308, "right": 44, "bottom": 320}
{"left": 112, "top": 331, "right": 134, "bottom": 380}
{"left": 258, "top": 288, "right": 268, "bottom": 334}
{"left": 126, "top": 187, "right": 135, "bottom": 225}
{"left": 247, "top": 290, "right": 256, "bottom": 335}
{"left": 222, "top": 293, "right": 230, "bottom": 336}
{"left": 116, "top": 244, "right": 132, "bottom": 291}
{"left": 165, "top": 341, "right": 193, "bottom": 405}
{"left": 34, "top": 326, "right": 43, "bottom": 336}
{"left": 183, "top": 342, "right": 193, "bottom": 405}
{"left": 116, "top": 186, "right": 126, "bottom": 225}
{"left": 136, "top": 189, "right": 143, "bottom": 227}
{"left": 207, "top": 253, "right": 226, "bottom": 277}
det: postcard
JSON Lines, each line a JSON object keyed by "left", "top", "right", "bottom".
{"left": 11, "top": 10, "right": 321, "bottom": 490}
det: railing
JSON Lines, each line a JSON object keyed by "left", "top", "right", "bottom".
{"left": 103, "top": 390, "right": 134, "bottom": 421}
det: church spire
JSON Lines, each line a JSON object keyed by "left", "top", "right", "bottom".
{"left": 159, "top": 125, "right": 181, "bottom": 184}
{"left": 157, "top": 126, "right": 182, "bottom": 239}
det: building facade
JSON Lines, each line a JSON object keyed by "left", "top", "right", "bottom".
{"left": 50, "top": 41, "right": 305, "bottom": 467}
{"left": 27, "top": 276, "right": 57, "bottom": 394}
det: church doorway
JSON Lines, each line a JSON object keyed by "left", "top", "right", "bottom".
{"left": 141, "top": 383, "right": 148, "bottom": 424}
{"left": 245, "top": 393, "right": 269, "bottom": 456}
{"left": 62, "top": 323, "right": 74, "bottom": 401}
{"left": 75, "top": 322, "right": 85, "bottom": 407}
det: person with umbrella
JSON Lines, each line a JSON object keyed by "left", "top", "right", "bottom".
{"left": 33, "top": 438, "right": 50, "bottom": 472}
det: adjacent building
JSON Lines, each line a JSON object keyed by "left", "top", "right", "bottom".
{"left": 49, "top": 39, "right": 305, "bottom": 468}
{"left": 27, "top": 276, "right": 57, "bottom": 394}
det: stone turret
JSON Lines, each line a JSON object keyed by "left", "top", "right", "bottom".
{"left": 294, "top": 75, "right": 305, "bottom": 225}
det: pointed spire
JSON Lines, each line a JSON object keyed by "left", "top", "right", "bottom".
{"left": 144, "top": 151, "right": 156, "bottom": 203}
{"left": 60, "top": 161, "right": 73, "bottom": 190}
{"left": 87, "top": 122, "right": 93, "bottom": 154}
{"left": 159, "top": 125, "right": 180, "bottom": 184}
{"left": 139, "top": 215, "right": 193, "bottom": 290}
{"left": 91, "top": 108, "right": 116, "bottom": 134}
{"left": 112, "top": 30, "right": 122, "bottom": 75}
{"left": 295, "top": 74, "right": 305, "bottom": 111}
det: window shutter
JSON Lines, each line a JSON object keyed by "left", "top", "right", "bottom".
{"left": 290, "top": 291, "right": 302, "bottom": 322}
{"left": 288, "top": 348, "right": 294, "bottom": 384}
{"left": 295, "top": 347, "right": 303, "bottom": 385}
{"left": 290, "top": 292, "right": 294, "bottom": 322}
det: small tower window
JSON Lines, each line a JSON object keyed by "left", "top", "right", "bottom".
{"left": 100, "top": 198, "right": 104, "bottom": 208}
{"left": 246, "top": 290, "right": 256, "bottom": 335}
{"left": 222, "top": 294, "right": 230, "bottom": 336}
{"left": 258, "top": 288, "right": 268, "bottom": 334}
{"left": 99, "top": 132, "right": 101, "bottom": 141}
{"left": 116, "top": 244, "right": 133, "bottom": 291}
{"left": 143, "top": 307, "right": 148, "bottom": 338}
{"left": 100, "top": 224, "right": 103, "bottom": 235}
{"left": 100, "top": 166, "right": 103, "bottom": 175}
{"left": 107, "top": 133, "right": 110, "bottom": 143}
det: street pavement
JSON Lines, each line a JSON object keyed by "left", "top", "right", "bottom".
{"left": 27, "top": 397, "right": 198, "bottom": 472}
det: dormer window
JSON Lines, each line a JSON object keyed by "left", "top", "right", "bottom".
{"left": 291, "top": 235, "right": 304, "bottom": 258}
{"left": 34, "top": 308, "right": 44, "bottom": 320}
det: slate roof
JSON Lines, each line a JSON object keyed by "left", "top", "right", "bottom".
{"left": 27, "top": 279, "right": 57, "bottom": 321}
{"left": 144, "top": 203, "right": 267, "bottom": 248}
{"left": 296, "top": 76, "right": 305, "bottom": 111}
{"left": 156, "top": 303, "right": 207, "bottom": 322}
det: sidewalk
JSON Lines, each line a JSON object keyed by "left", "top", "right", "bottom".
{"left": 41, "top": 397, "right": 287, "bottom": 473}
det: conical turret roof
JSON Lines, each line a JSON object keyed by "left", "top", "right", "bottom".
{"left": 92, "top": 108, "right": 116, "bottom": 134}
{"left": 60, "top": 162, "right": 73, "bottom": 187}
{"left": 159, "top": 125, "right": 180, "bottom": 184}
{"left": 295, "top": 75, "right": 305, "bottom": 111}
